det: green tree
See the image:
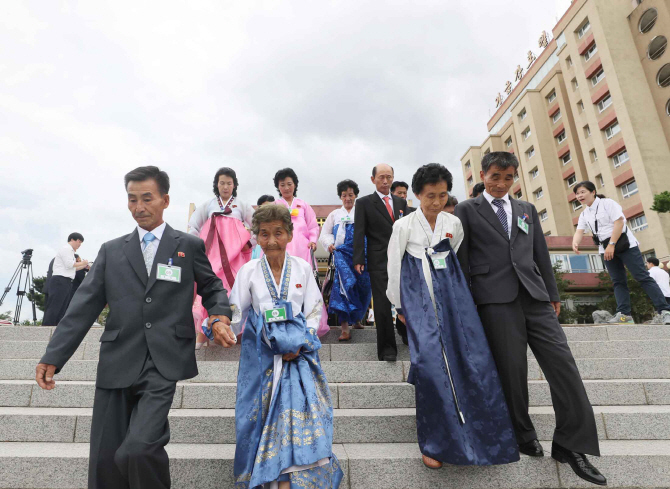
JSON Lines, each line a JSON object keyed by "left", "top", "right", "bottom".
{"left": 651, "top": 191, "right": 670, "bottom": 213}
{"left": 596, "top": 270, "right": 655, "bottom": 323}
{"left": 553, "top": 262, "right": 580, "bottom": 324}
{"left": 27, "top": 276, "right": 47, "bottom": 312}
{"left": 97, "top": 305, "right": 110, "bottom": 326}
{"left": 0, "top": 311, "right": 12, "bottom": 321}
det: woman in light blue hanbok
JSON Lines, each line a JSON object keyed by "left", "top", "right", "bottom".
{"left": 318, "top": 180, "right": 371, "bottom": 341}
{"left": 229, "top": 204, "right": 343, "bottom": 489}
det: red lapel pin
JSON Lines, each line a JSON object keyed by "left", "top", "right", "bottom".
{"left": 178, "top": 252, "right": 185, "bottom": 257}
{"left": 445, "top": 233, "right": 453, "bottom": 239}
{"left": 296, "top": 284, "right": 302, "bottom": 288}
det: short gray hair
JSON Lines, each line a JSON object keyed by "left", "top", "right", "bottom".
{"left": 481, "top": 152, "right": 519, "bottom": 175}
{"left": 252, "top": 204, "right": 294, "bottom": 236}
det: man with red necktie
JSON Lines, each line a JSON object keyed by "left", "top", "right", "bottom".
{"left": 353, "top": 163, "right": 408, "bottom": 361}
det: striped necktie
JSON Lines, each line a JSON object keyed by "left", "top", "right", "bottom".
{"left": 491, "top": 199, "right": 509, "bottom": 236}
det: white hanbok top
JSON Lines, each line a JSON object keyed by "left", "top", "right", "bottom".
{"left": 318, "top": 205, "right": 356, "bottom": 250}
{"left": 228, "top": 255, "right": 323, "bottom": 337}
{"left": 386, "top": 209, "right": 464, "bottom": 311}
{"left": 188, "top": 196, "right": 254, "bottom": 237}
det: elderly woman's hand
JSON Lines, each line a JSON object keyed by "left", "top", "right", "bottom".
{"left": 282, "top": 348, "right": 301, "bottom": 361}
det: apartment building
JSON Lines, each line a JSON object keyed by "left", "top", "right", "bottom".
{"left": 461, "top": 0, "right": 670, "bottom": 261}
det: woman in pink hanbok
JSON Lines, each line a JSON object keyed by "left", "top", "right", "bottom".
{"left": 274, "top": 167, "right": 330, "bottom": 336}
{"left": 189, "top": 167, "right": 254, "bottom": 348}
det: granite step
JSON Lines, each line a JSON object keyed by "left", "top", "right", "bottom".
{"left": 2, "top": 356, "right": 670, "bottom": 382}
{"left": 1, "top": 440, "right": 669, "bottom": 488}
{"left": 2, "top": 323, "right": 669, "bottom": 344}
{"left": 3, "top": 379, "right": 669, "bottom": 409}
{"left": 1, "top": 405, "right": 669, "bottom": 444}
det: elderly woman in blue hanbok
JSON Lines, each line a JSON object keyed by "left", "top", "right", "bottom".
{"left": 386, "top": 163, "right": 519, "bottom": 470}
{"left": 228, "top": 204, "right": 343, "bottom": 489}
{"left": 318, "top": 179, "right": 371, "bottom": 341}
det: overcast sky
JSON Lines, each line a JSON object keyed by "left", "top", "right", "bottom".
{"left": 0, "top": 0, "right": 571, "bottom": 321}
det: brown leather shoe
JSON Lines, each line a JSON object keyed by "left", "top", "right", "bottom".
{"left": 338, "top": 331, "right": 352, "bottom": 341}
{"left": 353, "top": 323, "right": 364, "bottom": 329}
{"left": 422, "top": 454, "right": 442, "bottom": 470}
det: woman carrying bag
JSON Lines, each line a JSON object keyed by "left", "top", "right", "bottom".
{"left": 572, "top": 181, "right": 670, "bottom": 325}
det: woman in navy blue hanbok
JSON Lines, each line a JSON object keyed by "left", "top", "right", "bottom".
{"left": 229, "top": 204, "right": 342, "bottom": 489}
{"left": 386, "top": 164, "right": 519, "bottom": 469}
{"left": 318, "top": 180, "right": 371, "bottom": 341}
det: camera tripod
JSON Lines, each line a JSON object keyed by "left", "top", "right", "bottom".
{"left": 0, "top": 249, "right": 37, "bottom": 325}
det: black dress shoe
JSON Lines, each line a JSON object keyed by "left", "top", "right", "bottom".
{"left": 401, "top": 335, "right": 409, "bottom": 346}
{"left": 518, "top": 439, "right": 544, "bottom": 457}
{"left": 382, "top": 354, "right": 397, "bottom": 362}
{"left": 552, "top": 442, "right": 607, "bottom": 486}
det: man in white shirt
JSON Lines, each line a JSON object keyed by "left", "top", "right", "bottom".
{"left": 647, "top": 258, "right": 670, "bottom": 304}
{"left": 42, "top": 233, "right": 89, "bottom": 325}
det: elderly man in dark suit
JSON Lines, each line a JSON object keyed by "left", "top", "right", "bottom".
{"left": 455, "top": 152, "right": 605, "bottom": 486}
{"left": 35, "top": 166, "right": 237, "bottom": 489}
{"left": 353, "top": 164, "right": 408, "bottom": 361}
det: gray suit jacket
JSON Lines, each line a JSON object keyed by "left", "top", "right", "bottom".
{"left": 40, "top": 224, "right": 231, "bottom": 389}
{"left": 455, "top": 194, "right": 559, "bottom": 305}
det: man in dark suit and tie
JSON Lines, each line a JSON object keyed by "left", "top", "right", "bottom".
{"left": 455, "top": 152, "right": 605, "bottom": 486}
{"left": 35, "top": 166, "right": 237, "bottom": 489}
{"left": 354, "top": 164, "right": 408, "bottom": 361}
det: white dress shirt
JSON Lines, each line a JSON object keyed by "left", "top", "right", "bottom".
{"left": 52, "top": 244, "right": 77, "bottom": 279}
{"left": 649, "top": 266, "right": 670, "bottom": 297}
{"left": 577, "top": 197, "right": 638, "bottom": 253}
{"left": 138, "top": 221, "right": 166, "bottom": 254}
{"left": 482, "top": 190, "right": 512, "bottom": 237}
{"left": 376, "top": 190, "right": 394, "bottom": 213}
{"left": 318, "top": 206, "right": 355, "bottom": 250}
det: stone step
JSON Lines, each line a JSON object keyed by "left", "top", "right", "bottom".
{"left": 3, "top": 338, "right": 670, "bottom": 362}
{"left": 3, "top": 379, "right": 669, "bottom": 409}
{"left": 3, "top": 356, "right": 670, "bottom": 382}
{"left": 1, "top": 405, "right": 669, "bottom": 444}
{"left": 2, "top": 323, "right": 669, "bottom": 344}
{"left": 1, "top": 440, "right": 669, "bottom": 488}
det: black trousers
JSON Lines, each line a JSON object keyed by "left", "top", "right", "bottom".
{"left": 369, "top": 270, "right": 397, "bottom": 359}
{"left": 42, "top": 276, "right": 73, "bottom": 326}
{"left": 89, "top": 354, "right": 177, "bottom": 489}
{"left": 477, "top": 284, "right": 600, "bottom": 456}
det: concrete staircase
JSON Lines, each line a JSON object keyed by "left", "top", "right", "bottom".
{"left": 1, "top": 324, "right": 669, "bottom": 488}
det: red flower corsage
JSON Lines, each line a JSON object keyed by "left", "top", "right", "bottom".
{"left": 232, "top": 205, "right": 237, "bottom": 208}
{"left": 296, "top": 284, "right": 303, "bottom": 288}
{"left": 445, "top": 233, "right": 453, "bottom": 239}
{"left": 178, "top": 252, "right": 185, "bottom": 257}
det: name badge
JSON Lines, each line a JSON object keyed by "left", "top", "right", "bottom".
{"left": 156, "top": 264, "right": 182, "bottom": 283}
{"left": 264, "top": 307, "right": 287, "bottom": 323}
{"left": 341, "top": 216, "right": 352, "bottom": 223}
{"left": 432, "top": 257, "right": 447, "bottom": 269}
{"left": 517, "top": 216, "right": 529, "bottom": 234}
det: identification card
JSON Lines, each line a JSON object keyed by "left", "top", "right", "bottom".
{"left": 264, "top": 307, "right": 287, "bottom": 323}
{"left": 517, "top": 217, "right": 529, "bottom": 234}
{"left": 341, "top": 216, "right": 352, "bottom": 223}
{"left": 156, "top": 264, "right": 182, "bottom": 283}
{"left": 432, "top": 257, "right": 447, "bottom": 269}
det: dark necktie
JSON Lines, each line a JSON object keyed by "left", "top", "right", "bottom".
{"left": 491, "top": 199, "right": 509, "bottom": 236}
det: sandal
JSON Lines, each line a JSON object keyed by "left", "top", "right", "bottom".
{"left": 338, "top": 331, "right": 352, "bottom": 341}
{"left": 422, "top": 454, "right": 442, "bottom": 470}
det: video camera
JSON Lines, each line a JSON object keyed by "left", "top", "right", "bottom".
{"left": 21, "top": 249, "right": 33, "bottom": 264}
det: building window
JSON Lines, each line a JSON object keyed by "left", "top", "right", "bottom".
{"left": 519, "top": 108, "right": 527, "bottom": 121}
{"left": 590, "top": 149, "right": 599, "bottom": 162}
{"left": 666, "top": 99, "right": 670, "bottom": 115}
{"left": 530, "top": 167, "right": 539, "bottom": 179}
{"left": 522, "top": 127, "right": 532, "bottom": 140}
{"left": 534, "top": 188, "right": 544, "bottom": 200}
{"left": 605, "top": 121, "right": 621, "bottom": 140}
{"left": 513, "top": 172, "right": 519, "bottom": 182}
{"left": 584, "top": 125, "right": 591, "bottom": 138}
{"left": 465, "top": 160, "right": 471, "bottom": 169}
{"left": 597, "top": 94, "right": 613, "bottom": 112}
{"left": 584, "top": 43, "right": 598, "bottom": 62}
{"left": 591, "top": 69, "right": 605, "bottom": 86}
{"left": 483, "top": 148, "right": 491, "bottom": 154}
{"left": 467, "top": 176, "right": 474, "bottom": 186}
{"left": 578, "top": 100, "right": 585, "bottom": 112}
{"left": 547, "top": 91, "right": 557, "bottom": 103}
{"left": 597, "top": 174, "right": 605, "bottom": 187}
{"left": 526, "top": 146, "right": 535, "bottom": 159}
{"left": 552, "top": 110, "right": 562, "bottom": 123}
{"left": 515, "top": 190, "right": 522, "bottom": 199}
{"left": 639, "top": 8, "right": 658, "bottom": 34}
{"left": 572, "top": 78, "right": 579, "bottom": 90}
{"left": 648, "top": 36, "right": 667, "bottom": 60}
{"left": 657, "top": 63, "right": 670, "bottom": 87}
{"left": 562, "top": 152, "right": 572, "bottom": 165}
{"left": 578, "top": 19, "right": 591, "bottom": 39}
{"left": 551, "top": 253, "right": 605, "bottom": 273}
{"left": 540, "top": 210, "right": 549, "bottom": 221}
{"left": 506, "top": 137, "right": 513, "bottom": 147}
{"left": 612, "top": 149, "right": 629, "bottom": 168}
{"left": 643, "top": 250, "right": 657, "bottom": 261}
{"left": 572, "top": 200, "right": 583, "bottom": 211}
{"left": 556, "top": 131, "right": 567, "bottom": 144}
{"left": 629, "top": 214, "right": 648, "bottom": 232}
{"left": 567, "top": 175, "right": 577, "bottom": 187}
{"left": 621, "top": 180, "right": 638, "bottom": 198}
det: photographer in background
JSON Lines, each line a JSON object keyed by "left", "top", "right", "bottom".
{"left": 42, "top": 233, "right": 89, "bottom": 326}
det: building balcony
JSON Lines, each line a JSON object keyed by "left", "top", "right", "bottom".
{"left": 584, "top": 57, "right": 603, "bottom": 79}
{"left": 613, "top": 167, "right": 634, "bottom": 187}
{"left": 598, "top": 110, "right": 618, "bottom": 130}
{"left": 606, "top": 138, "right": 626, "bottom": 158}
{"left": 557, "top": 144, "right": 570, "bottom": 158}
{"left": 591, "top": 83, "right": 610, "bottom": 104}
{"left": 578, "top": 33, "right": 596, "bottom": 55}
{"left": 553, "top": 123, "right": 565, "bottom": 138}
